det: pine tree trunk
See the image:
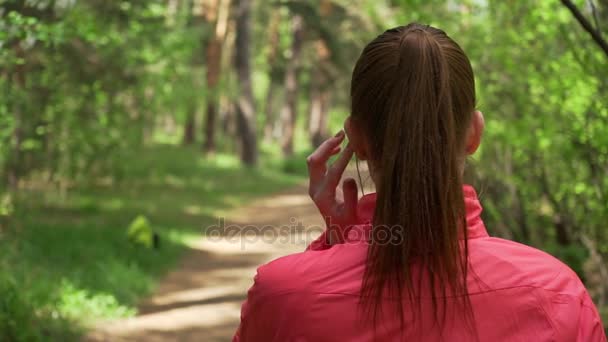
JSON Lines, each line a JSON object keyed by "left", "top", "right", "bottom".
{"left": 203, "top": 37, "right": 221, "bottom": 153}
{"left": 234, "top": 0, "right": 258, "bottom": 166}
{"left": 308, "top": 39, "right": 331, "bottom": 148}
{"left": 183, "top": 104, "right": 196, "bottom": 145}
{"left": 280, "top": 15, "right": 304, "bottom": 157}
{"left": 309, "top": 87, "right": 330, "bottom": 148}
{"left": 198, "top": 0, "right": 230, "bottom": 154}
{"left": 263, "top": 11, "right": 281, "bottom": 142}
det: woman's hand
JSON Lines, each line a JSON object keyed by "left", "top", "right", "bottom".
{"left": 307, "top": 130, "right": 359, "bottom": 245}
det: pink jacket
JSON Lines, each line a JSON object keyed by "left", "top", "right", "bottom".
{"left": 234, "top": 186, "right": 606, "bottom": 341}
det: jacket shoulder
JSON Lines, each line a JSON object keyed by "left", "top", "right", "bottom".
{"left": 470, "top": 237, "right": 586, "bottom": 295}
{"left": 252, "top": 251, "right": 313, "bottom": 295}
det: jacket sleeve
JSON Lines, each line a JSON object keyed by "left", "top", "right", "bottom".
{"left": 233, "top": 261, "right": 310, "bottom": 341}
{"left": 233, "top": 266, "right": 274, "bottom": 342}
{"left": 577, "top": 294, "right": 607, "bottom": 342}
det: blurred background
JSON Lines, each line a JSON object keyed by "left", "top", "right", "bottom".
{"left": 1, "top": 0, "right": 607, "bottom": 340}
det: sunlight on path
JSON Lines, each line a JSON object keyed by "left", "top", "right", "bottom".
{"left": 86, "top": 184, "right": 324, "bottom": 342}
{"left": 87, "top": 168, "right": 373, "bottom": 341}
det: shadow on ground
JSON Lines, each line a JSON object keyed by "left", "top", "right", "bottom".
{"left": 0, "top": 146, "right": 307, "bottom": 341}
{"left": 86, "top": 165, "right": 372, "bottom": 341}
{"left": 86, "top": 183, "right": 328, "bottom": 341}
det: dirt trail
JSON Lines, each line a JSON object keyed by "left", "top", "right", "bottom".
{"left": 86, "top": 183, "right": 326, "bottom": 342}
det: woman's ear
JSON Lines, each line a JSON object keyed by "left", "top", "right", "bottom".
{"left": 466, "top": 110, "right": 484, "bottom": 155}
{"left": 344, "top": 116, "right": 369, "bottom": 160}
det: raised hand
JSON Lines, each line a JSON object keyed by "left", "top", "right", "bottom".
{"left": 306, "top": 130, "right": 359, "bottom": 245}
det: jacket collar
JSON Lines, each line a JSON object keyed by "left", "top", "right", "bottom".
{"left": 347, "top": 184, "right": 488, "bottom": 243}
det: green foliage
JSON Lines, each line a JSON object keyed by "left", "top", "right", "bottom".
{"left": 58, "top": 280, "right": 136, "bottom": 321}
{"left": 1, "top": 0, "right": 607, "bottom": 337}
{"left": 469, "top": 0, "right": 608, "bottom": 258}
{"left": 0, "top": 272, "right": 81, "bottom": 341}
{"left": 0, "top": 274, "right": 37, "bottom": 341}
{"left": 0, "top": 146, "right": 304, "bottom": 340}
{"left": 546, "top": 243, "right": 589, "bottom": 279}
{"left": 282, "top": 149, "right": 313, "bottom": 174}
{"left": 127, "top": 215, "right": 154, "bottom": 249}
{"left": 0, "top": 0, "right": 200, "bottom": 184}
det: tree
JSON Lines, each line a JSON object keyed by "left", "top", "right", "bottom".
{"left": 279, "top": 14, "right": 304, "bottom": 156}
{"left": 262, "top": 10, "right": 282, "bottom": 142}
{"left": 234, "top": 0, "right": 258, "bottom": 165}
{"left": 183, "top": 0, "right": 198, "bottom": 145}
{"left": 560, "top": 0, "right": 608, "bottom": 58}
{"left": 308, "top": 39, "right": 331, "bottom": 148}
{"left": 203, "top": 0, "right": 230, "bottom": 153}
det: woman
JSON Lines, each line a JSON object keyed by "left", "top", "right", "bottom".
{"left": 233, "top": 23, "right": 606, "bottom": 341}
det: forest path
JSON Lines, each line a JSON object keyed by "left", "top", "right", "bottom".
{"left": 86, "top": 183, "right": 326, "bottom": 342}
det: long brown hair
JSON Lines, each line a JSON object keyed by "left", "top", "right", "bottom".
{"left": 352, "top": 24, "right": 476, "bottom": 328}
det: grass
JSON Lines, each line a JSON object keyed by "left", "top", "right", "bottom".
{"left": 0, "top": 144, "right": 308, "bottom": 341}
{"left": 2, "top": 135, "right": 607, "bottom": 338}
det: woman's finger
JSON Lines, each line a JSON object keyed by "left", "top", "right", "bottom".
{"left": 342, "top": 177, "right": 359, "bottom": 220}
{"left": 327, "top": 144, "right": 354, "bottom": 185}
{"left": 307, "top": 131, "right": 345, "bottom": 185}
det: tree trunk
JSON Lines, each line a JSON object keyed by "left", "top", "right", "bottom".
{"left": 539, "top": 165, "right": 573, "bottom": 246}
{"left": 581, "top": 234, "right": 608, "bottom": 307}
{"left": 8, "top": 105, "right": 22, "bottom": 190}
{"left": 166, "top": 0, "right": 180, "bottom": 26}
{"left": 308, "top": 39, "right": 331, "bottom": 148}
{"left": 183, "top": 104, "right": 196, "bottom": 145}
{"left": 203, "top": 92, "right": 218, "bottom": 152}
{"left": 280, "top": 14, "right": 304, "bottom": 156}
{"left": 263, "top": 10, "right": 281, "bottom": 142}
{"left": 6, "top": 43, "right": 26, "bottom": 189}
{"left": 219, "top": 95, "right": 231, "bottom": 134}
{"left": 514, "top": 187, "right": 531, "bottom": 242}
{"left": 234, "top": 0, "right": 258, "bottom": 166}
{"left": 197, "top": 0, "right": 230, "bottom": 154}
{"left": 220, "top": 20, "right": 236, "bottom": 148}
{"left": 309, "top": 87, "right": 330, "bottom": 148}
{"left": 203, "top": 35, "right": 221, "bottom": 153}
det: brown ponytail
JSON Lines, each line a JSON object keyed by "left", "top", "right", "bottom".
{"left": 352, "top": 24, "right": 476, "bottom": 328}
